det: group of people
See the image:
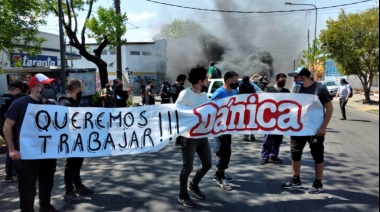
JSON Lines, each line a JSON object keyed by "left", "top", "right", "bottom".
{"left": 139, "top": 74, "right": 188, "bottom": 106}
{"left": 0, "top": 64, "right": 353, "bottom": 210}
{"left": 99, "top": 78, "right": 133, "bottom": 108}
{"left": 0, "top": 74, "right": 95, "bottom": 211}
{"left": 173, "top": 64, "right": 334, "bottom": 208}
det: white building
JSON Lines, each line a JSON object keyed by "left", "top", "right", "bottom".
{"left": 66, "top": 40, "right": 168, "bottom": 92}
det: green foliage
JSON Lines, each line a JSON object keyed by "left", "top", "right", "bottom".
{"left": 91, "top": 91, "right": 102, "bottom": 107}
{"left": 299, "top": 39, "right": 326, "bottom": 68}
{"left": 86, "top": 7, "right": 128, "bottom": 46}
{"left": 0, "top": 0, "right": 47, "bottom": 68}
{"left": 320, "top": 7, "right": 379, "bottom": 101}
{"left": 153, "top": 19, "right": 205, "bottom": 41}
{"left": 45, "top": 0, "right": 129, "bottom": 88}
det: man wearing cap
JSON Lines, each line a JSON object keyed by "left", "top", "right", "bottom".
{"left": 3, "top": 73, "right": 58, "bottom": 211}
{"left": 0, "top": 82, "right": 24, "bottom": 183}
{"left": 282, "top": 67, "right": 333, "bottom": 194}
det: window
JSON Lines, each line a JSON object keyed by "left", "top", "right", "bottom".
{"left": 101, "top": 50, "right": 107, "bottom": 55}
{"left": 110, "top": 50, "right": 116, "bottom": 55}
{"left": 155, "top": 53, "right": 162, "bottom": 57}
{"left": 131, "top": 51, "right": 140, "bottom": 55}
{"left": 142, "top": 52, "right": 152, "bottom": 56}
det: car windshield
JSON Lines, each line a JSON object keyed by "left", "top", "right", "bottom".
{"left": 322, "top": 81, "right": 337, "bottom": 86}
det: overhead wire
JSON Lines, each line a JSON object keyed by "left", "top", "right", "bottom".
{"left": 146, "top": 0, "right": 374, "bottom": 14}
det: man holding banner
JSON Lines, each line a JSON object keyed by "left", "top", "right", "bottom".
{"left": 3, "top": 74, "right": 58, "bottom": 212}
{"left": 58, "top": 79, "right": 94, "bottom": 203}
{"left": 210, "top": 71, "right": 239, "bottom": 191}
{"left": 175, "top": 65, "right": 212, "bottom": 208}
{"left": 283, "top": 67, "right": 333, "bottom": 194}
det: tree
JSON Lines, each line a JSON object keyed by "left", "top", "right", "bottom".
{"left": 153, "top": 19, "right": 204, "bottom": 41}
{"left": 299, "top": 39, "right": 327, "bottom": 81}
{"left": 0, "top": 0, "right": 47, "bottom": 70}
{"left": 320, "top": 7, "right": 379, "bottom": 103}
{"left": 45, "top": 0, "right": 128, "bottom": 88}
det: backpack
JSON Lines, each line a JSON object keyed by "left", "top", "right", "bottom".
{"left": 212, "top": 67, "right": 222, "bottom": 78}
{"left": 348, "top": 85, "right": 353, "bottom": 98}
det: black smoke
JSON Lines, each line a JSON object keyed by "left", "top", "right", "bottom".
{"left": 164, "top": 0, "right": 307, "bottom": 83}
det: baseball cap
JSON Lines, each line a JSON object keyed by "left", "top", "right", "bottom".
{"left": 288, "top": 67, "right": 311, "bottom": 78}
{"left": 28, "top": 73, "right": 56, "bottom": 88}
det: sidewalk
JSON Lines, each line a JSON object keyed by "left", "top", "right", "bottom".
{"left": 340, "top": 93, "right": 379, "bottom": 114}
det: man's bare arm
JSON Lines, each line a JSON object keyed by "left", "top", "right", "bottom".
{"left": 3, "top": 118, "right": 20, "bottom": 160}
{"left": 317, "top": 101, "right": 333, "bottom": 136}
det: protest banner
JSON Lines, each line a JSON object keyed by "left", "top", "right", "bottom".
{"left": 20, "top": 93, "right": 324, "bottom": 159}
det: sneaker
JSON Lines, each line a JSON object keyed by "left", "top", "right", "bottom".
{"left": 177, "top": 195, "right": 196, "bottom": 208}
{"left": 269, "top": 157, "right": 284, "bottom": 164}
{"left": 214, "top": 176, "right": 232, "bottom": 191}
{"left": 75, "top": 186, "right": 94, "bottom": 195}
{"left": 2, "top": 175, "right": 18, "bottom": 183}
{"left": 282, "top": 178, "right": 302, "bottom": 189}
{"left": 188, "top": 182, "right": 205, "bottom": 200}
{"left": 340, "top": 117, "right": 346, "bottom": 120}
{"left": 223, "top": 175, "right": 234, "bottom": 183}
{"left": 308, "top": 181, "right": 324, "bottom": 194}
{"left": 64, "top": 191, "right": 81, "bottom": 203}
{"left": 213, "top": 175, "right": 233, "bottom": 183}
{"left": 39, "top": 204, "right": 59, "bottom": 212}
{"left": 260, "top": 158, "right": 269, "bottom": 165}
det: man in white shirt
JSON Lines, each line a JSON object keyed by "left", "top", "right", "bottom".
{"left": 175, "top": 65, "right": 212, "bottom": 208}
{"left": 335, "top": 78, "right": 351, "bottom": 120}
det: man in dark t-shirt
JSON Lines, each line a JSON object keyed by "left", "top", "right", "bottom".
{"left": 238, "top": 75, "right": 256, "bottom": 142}
{"left": 0, "top": 82, "right": 23, "bottom": 183}
{"left": 3, "top": 73, "right": 58, "bottom": 211}
{"left": 260, "top": 74, "right": 290, "bottom": 165}
{"left": 171, "top": 74, "right": 187, "bottom": 103}
{"left": 145, "top": 81, "right": 157, "bottom": 105}
{"left": 282, "top": 67, "right": 333, "bottom": 195}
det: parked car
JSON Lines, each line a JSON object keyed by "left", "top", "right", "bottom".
{"left": 207, "top": 79, "right": 263, "bottom": 100}
{"left": 320, "top": 81, "right": 339, "bottom": 96}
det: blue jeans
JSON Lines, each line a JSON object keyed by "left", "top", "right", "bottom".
{"left": 339, "top": 98, "right": 348, "bottom": 118}
{"left": 214, "top": 135, "right": 232, "bottom": 171}
{"left": 179, "top": 138, "right": 212, "bottom": 197}
{"left": 261, "top": 134, "right": 283, "bottom": 159}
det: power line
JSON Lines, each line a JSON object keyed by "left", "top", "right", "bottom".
{"left": 146, "top": 0, "right": 374, "bottom": 14}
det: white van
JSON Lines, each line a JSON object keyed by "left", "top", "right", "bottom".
{"left": 206, "top": 78, "right": 263, "bottom": 100}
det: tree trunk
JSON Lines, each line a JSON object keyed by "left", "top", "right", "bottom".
{"left": 97, "top": 62, "right": 109, "bottom": 89}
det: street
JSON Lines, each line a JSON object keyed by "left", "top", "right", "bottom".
{"left": 0, "top": 100, "right": 378, "bottom": 212}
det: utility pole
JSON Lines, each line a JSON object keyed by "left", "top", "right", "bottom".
{"left": 58, "top": 0, "right": 67, "bottom": 92}
{"left": 115, "top": 0, "right": 122, "bottom": 80}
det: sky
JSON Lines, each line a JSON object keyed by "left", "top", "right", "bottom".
{"left": 38, "top": 0, "right": 378, "bottom": 78}
{"left": 39, "top": 0, "right": 378, "bottom": 42}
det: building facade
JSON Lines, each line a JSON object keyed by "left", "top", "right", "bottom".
{"left": 66, "top": 40, "right": 168, "bottom": 93}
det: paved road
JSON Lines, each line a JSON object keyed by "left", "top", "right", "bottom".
{"left": 0, "top": 100, "right": 378, "bottom": 212}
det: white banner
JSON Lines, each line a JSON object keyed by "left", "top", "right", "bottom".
{"left": 20, "top": 93, "right": 324, "bottom": 159}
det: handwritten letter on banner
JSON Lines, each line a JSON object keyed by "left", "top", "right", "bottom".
{"left": 20, "top": 93, "right": 324, "bottom": 159}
